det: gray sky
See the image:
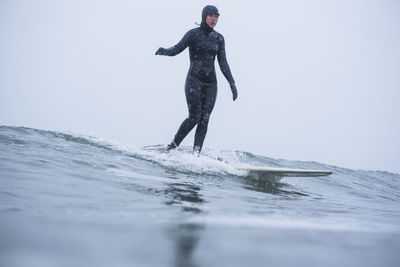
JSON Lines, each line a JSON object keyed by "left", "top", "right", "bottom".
{"left": 1, "top": 0, "right": 399, "bottom": 173}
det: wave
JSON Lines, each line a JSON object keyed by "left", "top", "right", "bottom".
{"left": 1, "top": 125, "right": 400, "bottom": 220}
{"left": 1, "top": 125, "right": 400, "bottom": 267}
{"left": 1, "top": 125, "right": 399, "bottom": 184}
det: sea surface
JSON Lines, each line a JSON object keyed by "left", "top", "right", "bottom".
{"left": 1, "top": 126, "right": 399, "bottom": 267}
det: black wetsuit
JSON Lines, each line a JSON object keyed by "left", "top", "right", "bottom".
{"left": 156, "top": 5, "right": 237, "bottom": 153}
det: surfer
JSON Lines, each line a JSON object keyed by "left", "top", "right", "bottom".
{"left": 155, "top": 5, "right": 237, "bottom": 154}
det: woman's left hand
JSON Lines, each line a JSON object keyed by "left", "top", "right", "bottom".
{"left": 231, "top": 84, "right": 238, "bottom": 101}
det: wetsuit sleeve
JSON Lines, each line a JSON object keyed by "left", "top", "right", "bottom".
{"left": 158, "top": 31, "right": 191, "bottom": 56}
{"left": 217, "top": 35, "right": 235, "bottom": 85}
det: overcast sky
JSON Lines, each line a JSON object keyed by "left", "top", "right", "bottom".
{"left": 1, "top": 0, "right": 399, "bottom": 173}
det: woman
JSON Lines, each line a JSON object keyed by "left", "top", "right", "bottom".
{"left": 156, "top": 5, "right": 237, "bottom": 154}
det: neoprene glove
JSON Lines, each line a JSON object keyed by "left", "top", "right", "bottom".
{"left": 155, "top": 48, "right": 165, "bottom": 55}
{"left": 231, "top": 83, "right": 238, "bottom": 101}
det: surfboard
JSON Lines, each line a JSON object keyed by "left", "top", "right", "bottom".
{"left": 235, "top": 165, "right": 332, "bottom": 177}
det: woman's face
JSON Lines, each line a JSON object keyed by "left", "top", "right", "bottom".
{"left": 206, "top": 14, "right": 219, "bottom": 28}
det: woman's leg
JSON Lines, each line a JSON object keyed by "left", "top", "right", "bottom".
{"left": 193, "top": 82, "right": 218, "bottom": 152}
{"left": 168, "top": 76, "right": 202, "bottom": 149}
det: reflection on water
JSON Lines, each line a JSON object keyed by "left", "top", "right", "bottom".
{"left": 164, "top": 183, "right": 204, "bottom": 213}
{"left": 164, "top": 181, "right": 205, "bottom": 266}
{"left": 240, "top": 174, "right": 309, "bottom": 197}
{"left": 168, "top": 223, "right": 204, "bottom": 267}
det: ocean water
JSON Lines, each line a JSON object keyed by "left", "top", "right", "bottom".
{"left": 1, "top": 125, "right": 399, "bottom": 267}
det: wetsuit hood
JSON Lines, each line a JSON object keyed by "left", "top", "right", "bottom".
{"left": 201, "top": 5, "right": 219, "bottom": 32}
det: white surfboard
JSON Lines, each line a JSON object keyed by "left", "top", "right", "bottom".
{"left": 235, "top": 165, "right": 332, "bottom": 177}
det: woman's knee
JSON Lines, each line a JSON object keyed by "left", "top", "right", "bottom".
{"left": 188, "top": 113, "right": 202, "bottom": 125}
{"left": 199, "top": 113, "right": 211, "bottom": 126}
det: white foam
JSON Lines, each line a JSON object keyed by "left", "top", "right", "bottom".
{"left": 135, "top": 147, "right": 244, "bottom": 176}
{"left": 72, "top": 133, "right": 246, "bottom": 176}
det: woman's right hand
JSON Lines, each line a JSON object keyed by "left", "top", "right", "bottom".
{"left": 155, "top": 48, "right": 164, "bottom": 55}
